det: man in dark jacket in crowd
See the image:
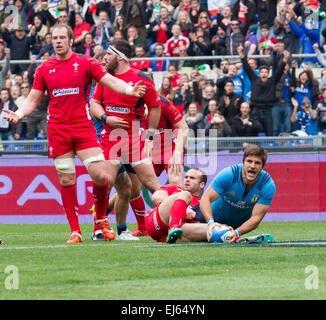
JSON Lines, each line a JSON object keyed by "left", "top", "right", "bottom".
{"left": 238, "top": 42, "right": 290, "bottom": 136}
{"left": 1, "top": 25, "right": 36, "bottom": 74}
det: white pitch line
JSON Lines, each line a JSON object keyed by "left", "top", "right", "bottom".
{"left": 0, "top": 242, "right": 157, "bottom": 251}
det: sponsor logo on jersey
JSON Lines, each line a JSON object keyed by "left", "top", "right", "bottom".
{"left": 251, "top": 194, "right": 260, "bottom": 204}
{"left": 53, "top": 87, "right": 79, "bottom": 97}
{"left": 106, "top": 106, "right": 130, "bottom": 113}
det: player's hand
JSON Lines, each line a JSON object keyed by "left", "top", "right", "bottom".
{"left": 132, "top": 81, "right": 146, "bottom": 97}
{"left": 2, "top": 109, "right": 19, "bottom": 124}
{"left": 185, "top": 208, "right": 196, "bottom": 220}
{"left": 168, "top": 151, "right": 183, "bottom": 177}
{"left": 206, "top": 222, "right": 222, "bottom": 242}
{"left": 106, "top": 116, "right": 129, "bottom": 129}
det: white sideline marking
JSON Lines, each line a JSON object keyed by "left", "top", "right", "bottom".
{"left": 0, "top": 242, "right": 158, "bottom": 251}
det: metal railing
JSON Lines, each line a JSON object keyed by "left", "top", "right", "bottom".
{"left": 1, "top": 135, "right": 325, "bottom": 156}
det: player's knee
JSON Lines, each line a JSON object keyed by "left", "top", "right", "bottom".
{"left": 177, "top": 191, "right": 192, "bottom": 204}
{"left": 54, "top": 158, "right": 76, "bottom": 174}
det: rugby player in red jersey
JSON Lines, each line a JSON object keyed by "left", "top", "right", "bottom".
{"left": 145, "top": 168, "right": 209, "bottom": 243}
{"left": 90, "top": 40, "right": 162, "bottom": 238}
{"left": 127, "top": 95, "right": 189, "bottom": 237}
{"left": 4, "top": 24, "right": 146, "bottom": 244}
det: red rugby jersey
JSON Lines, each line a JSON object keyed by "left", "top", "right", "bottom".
{"left": 32, "top": 52, "right": 107, "bottom": 124}
{"left": 92, "top": 68, "right": 160, "bottom": 133}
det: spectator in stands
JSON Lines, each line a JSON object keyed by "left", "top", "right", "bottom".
{"left": 231, "top": 0, "right": 256, "bottom": 27}
{"left": 1, "top": 25, "right": 36, "bottom": 74}
{"left": 216, "top": 63, "right": 244, "bottom": 98}
{"left": 74, "top": 32, "right": 96, "bottom": 56}
{"left": 158, "top": 76, "right": 175, "bottom": 101}
{"left": 220, "top": 6, "right": 233, "bottom": 28}
{"left": 39, "top": 32, "right": 55, "bottom": 56}
{"left": 238, "top": 56, "right": 259, "bottom": 103}
{"left": 57, "top": 10, "right": 70, "bottom": 25}
{"left": 0, "top": 47, "right": 10, "bottom": 89}
{"left": 287, "top": 12, "right": 319, "bottom": 68}
{"left": 187, "top": 26, "right": 211, "bottom": 68}
{"left": 173, "top": 73, "right": 194, "bottom": 111}
{"left": 272, "top": 60, "right": 292, "bottom": 136}
{"left": 209, "top": 25, "right": 227, "bottom": 62}
{"left": 204, "top": 109, "right": 232, "bottom": 137}
{"left": 188, "top": 0, "right": 207, "bottom": 24}
{"left": 258, "top": 24, "right": 276, "bottom": 55}
{"left": 316, "top": 86, "right": 326, "bottom": 134}
{"left": 33, "top": 14, "right": 49, "bottom": 50}
{"left": 165, "top": 23, "right": 190, "bottom": 57}
{"left": 224, "top": 18, "right": 249, "bottom": 56}
{"left": 175, "top": 44, "right": 193, "bottom": 70}
{"left": 28, "top": 0, "right": 56, "bottom": 30}
{"left": 127, "top": 24, "right": 148, "bottom": 56}
{"left": 167, "top": 63, "right": 181, "bottom": 90}
{"left": 183, "top": 101, "right": 205, "bottom": 131}
{"left": 291, "top": 96, "right": 318, "bottom": 136}
{"left": 231, "top": 101, "right": 263, "bottom": 137}
{"left": 73, "top": 13, "right": 92, "bottom": 46}
{"left": 108, "top": 0, "right": 127, "bottom": 28}
{"left": 148, "top": 6, "right": 173, "bottom": 52}
{"left": 215, "top": 59, "right": 229, "bottom": 79}
{"left": 254, "top": 0, "right": 278, "bottom": 40}
{"left": 218, "top": 79, "right": 243, "bottom": 122}
{"left": 130, "top": 44, "right": 151, "bottom": 71}
{"left": 203, "top": 99, "right": 218, "bottom": 122}
{"left": 193, "top": 11, "right": 211, "bottom": 39}
{"left": 0, "top": 88, "right": 21, "bottom": 141}
{"left": 290, "top": 60, "right": 320, "bottom": 111}
{"left": 150, "top": 43, "right": 169, "bottom": 72}
{"left": 10, "top": 84, "right": 21, "bottom": 103}
{"left": 193, "top": 81, "right": 218, "bottom": 114}
{"left": 124, "top": 0, "right": 148, "bottom": 37}
{"left": 111, "top": 14, "right": 128, "bottom": 40}
{"left": 91, "top": 10, "right": 113, "bottom": 48}
{"left": 239, "top": 42, "right": 290, "bottom": 136}
{"left": 0, "top": 0, "right": 30, "bottom": 32}
{"left": 173, "top": 0, "right": 191, "bottom": 21}
{"left": 176, "top": 9, "right": 194, "bottom": 38}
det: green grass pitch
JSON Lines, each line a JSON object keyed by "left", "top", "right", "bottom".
{"left": 0, "top": 221, "right": 325, "bottom": 300}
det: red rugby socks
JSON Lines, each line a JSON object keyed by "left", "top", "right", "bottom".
{"left": 169, "top": 199, "right": 188, "bottom": 231}
{"left": 130, "top": 196, "right": 146, "bottom": 231}
{"left": 61, "top": 183, "right": 81, "bottom": 234}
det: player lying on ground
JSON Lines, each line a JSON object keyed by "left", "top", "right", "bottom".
{"left": 200, "top": 144, "right": 276, "bottom": 242}
{"left": 145, "top": 168, "right": 209, "bottom": 243}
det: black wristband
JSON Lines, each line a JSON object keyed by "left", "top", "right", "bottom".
{"left": 146, "top": 130, "right": 154, "bottom": 140}
{"left": 101, "top": 114, "right": 108, "bottom": 123}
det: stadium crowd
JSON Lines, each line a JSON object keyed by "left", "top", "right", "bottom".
{"left": 1, "top": 0, "right": 326, "bottom": 141}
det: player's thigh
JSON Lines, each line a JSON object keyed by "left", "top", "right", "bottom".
{"left": 158, "top": 192, "right": 190, "bottom": 226}
{"left": 180, "top": 223, "right": 208, "bottom": 242}
{"left": 133, "top": 161, "right": 160, "bottom": 193}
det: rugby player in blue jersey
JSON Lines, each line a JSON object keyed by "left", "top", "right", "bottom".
{"left": 200, "top": 144, "right": 276, "bottom": 243}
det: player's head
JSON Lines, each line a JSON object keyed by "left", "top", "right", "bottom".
{"left": 104, "top": 40, "right": 132, "bottom": 72}
{"left": 242, "top": 144, "right": 267, "bottom": 184}
{"left": 51, "top": 23, "right": 74, "bottom": 55}
{"left": 183, "top": 168, "right": 207, "bottom": 196}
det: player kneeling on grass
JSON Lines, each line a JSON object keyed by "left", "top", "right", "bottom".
{"left": 200, "top": 144, "right": 275, "bottom": 243}
{"left": 145, "top": 168, "right": 210, "bottom": 243}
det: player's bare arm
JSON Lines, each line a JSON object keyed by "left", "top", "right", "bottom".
{"left": 200, "top": 187, "right": 220, "bottom": 223}
{"left": 3, "top": 89, "right": 44, "bottom": 124}
{"left": 144, "top": 105, "right": 161, "bottom": 158}
{"left": 169, "top": 118, "right": 188, "bottom": 176}
{"left": 235, "top": 203, "right": 270, "bottom": 239}
{"left": 90, "top": 98, "right": 129, "bottom": 129}
{"left": 99, "top": 75, "right": 146, "bottom": 98}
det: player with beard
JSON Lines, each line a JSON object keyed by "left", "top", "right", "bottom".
{"left": 4, "top": 24, "right": 146, "bottom": 244}
{"left": 200, "top": 144, "right": 276, "bottom": 242}
{"left": 90, "top": 40, "right": 161, "bottom": 239}
{"left": 145, "top": 168, "right": 209, "bottom": 244}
